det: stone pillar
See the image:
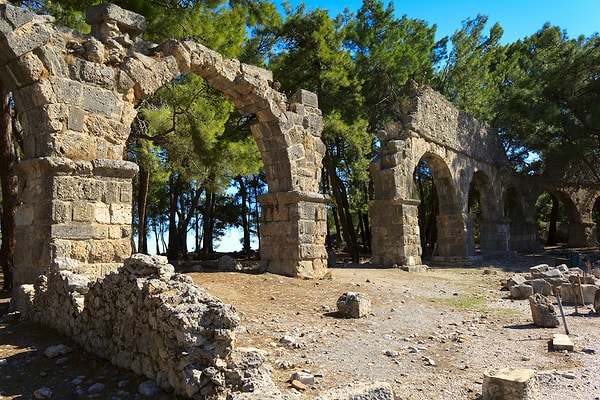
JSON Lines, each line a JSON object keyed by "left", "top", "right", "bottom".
{"left": 510, "top": 221, "right": 542, "bottom": 253}
{"left": 435, "top": 213, "right": 471, "bottom": 256}
{"left": 14, "top": 157, "right": 138, "bottom": 287}
{"left": 480, "top": 219, "right": 511, "bottom": 255}
{"left": 370, "top": 198, "right": 422, "bottom": 266}
{"left": 258, "top": 191, "right": 328, "bottom": 278}
{"left": 567, "top": 222, "right": 597, "bottom": 248}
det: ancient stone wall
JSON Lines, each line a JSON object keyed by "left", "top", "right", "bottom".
{"left": 14, "top": 254, "right": 282, "bottom": 398}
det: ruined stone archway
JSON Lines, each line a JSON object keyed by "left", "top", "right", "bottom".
{"left": 370, "top": 83, "right": 512, "bottom": 266}
{"left": 0, "top": 2, "right": 328, "bottom": 287}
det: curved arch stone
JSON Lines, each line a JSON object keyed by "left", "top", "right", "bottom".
{"left": 1, "top": 2, "right": 327, "bottom": 285}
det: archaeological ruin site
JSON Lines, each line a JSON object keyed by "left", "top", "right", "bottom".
{"left": 1, "top": 1, "right": 600, "bottom": 399}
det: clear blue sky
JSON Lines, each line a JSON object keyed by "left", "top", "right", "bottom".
{"left": 283, "top": 0, "right": 600, "bottom": 43}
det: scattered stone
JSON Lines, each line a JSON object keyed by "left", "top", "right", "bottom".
{"left": 582, "top": 348, "right": 595, "bottom": 354}
{"left": 529, "top": 264, "right": 550, "bottom": 278}
{"left": 218, "top": 255, "right": 242, "bottom": 272}
{"left": 44, "top": 344, "right": 72, "bottom": 358}
{"left": 424, "top": 357, "right": 436, "bottom": 366}
{"left": 290, "top": 380, "right": 307, "bottom": 391}
{"left": 336, "top": 292, "right": 371, "bottom": 318}
{"left": 561, "top": 372, "right": 577, "bottom": 380}
{"left": 313, "top": 381, "right": 395, "bottom": 400}
{"left": 138, "top": 380, "right": 160, "bottom": 397}
{"left": 510, "top": 284, "right": 533, "bottom": 300}
{"left": 88, "top": 382, "right": 106, "bottom": 393}
{"left": 526, "top": 279, "right": 553, "bottom": 296}
{"left": 552, "top": 334, "right": 574, "bottom": 352}
{"left": 33, "top": 388, "right": 53, "bottom": 399}
{"left": 482, "top": 368, "right": 541, "bottom": 400}
{"left": 529, "top": 294, "right": 560, "bottom": 328}
{"left": 55, "top": 357, "right": 69, "bottom": 365}
{"left": 506, "top": 275, "right": 527, "bottom": 289}
{"left": 291, "top": 371, "right": 315, "bottom": 385}
{"left": 0, "top": 358, "right": 7, "bottom": 366}
{"left": 400, "top": 265, "right": 428, "bottom": 273}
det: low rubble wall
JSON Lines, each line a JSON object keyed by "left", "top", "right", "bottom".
{"left": 13, "top": 254, "right": 279, "bottom": 399}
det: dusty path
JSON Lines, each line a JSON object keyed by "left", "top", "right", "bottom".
{"left": 1, "top": 253, "right": 599, "bottom": 399}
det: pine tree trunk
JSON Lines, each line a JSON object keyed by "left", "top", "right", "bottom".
{"left": 0, "top": 83, "right": 17, "bottom": 292}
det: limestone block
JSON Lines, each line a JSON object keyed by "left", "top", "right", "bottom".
{"left": 71, "top": 201, "right": 95, "bottom": 223}
{"left": 109, "top": 203, "right": 131, "bottom": 224}
{"left": 82, "top": 85, "right": 123, "bottom": 119}
{"left": 71, "top": 59, "right": 115, "bottom": 89}
{"left": 552, "top": 334, "right": 574, "bottom": 351}
{"left": 337, "top": 292, "right": 371, "bottom": 318}
{"left": 85, "top": 3, "right": 147, "bottom": 35}
{"left": 3, "top": 22, "right": 53, "bottom": 60}
{"left": 510, "top": 284, "right": 533, "bottom": 300}
{"left": 35, "top": 45, "right": 67, "bottom": 77}
{"left": 528, "top": 293, "right": 559, "bottom": 328}
{"left": 525, "top": 279, "right": 553, "bottom": 296}
{"left": 558, "top": 283, "right": 598, "bottom": 305}
{"left": 483, "top": 368, "right": 541, "bottom": 400}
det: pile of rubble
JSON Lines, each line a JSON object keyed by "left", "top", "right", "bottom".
{"left": 503, "top": 262, "right": 600, "bottom": 325}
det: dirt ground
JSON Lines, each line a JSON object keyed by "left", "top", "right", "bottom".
{"left": 1, "top": 250, "right": 600, "bottom": 399}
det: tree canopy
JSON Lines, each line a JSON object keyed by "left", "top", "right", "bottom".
{"left": 1, "top": 0, "right": 599, "bottom": 272}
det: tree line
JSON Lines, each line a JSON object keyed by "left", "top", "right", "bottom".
{"left": 1, "top": 0, "right": 599, "bottom": 290}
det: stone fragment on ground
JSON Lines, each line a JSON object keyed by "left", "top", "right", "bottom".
{"left": 313, "top": 381, "right": 395, "bottom": 400}
{"left": 529, "top": 293, "right": 560, "bottom": 328}
{"left": 482, "top": 367, "right": 541, "bottom": 400}
{"left": 510, "top": 284, "right": 533, "bottom": 300}
{"left": 336, "top": 292, "right": 371, "bottom": 318}
{"left": 552, "top": 334, "right": 574, "bottom": 352}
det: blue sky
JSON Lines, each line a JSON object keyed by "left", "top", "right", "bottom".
{"left": 282, "top": 0, "right": 600, "bottom": 43}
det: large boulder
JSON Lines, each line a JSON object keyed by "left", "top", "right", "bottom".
{"left": 528, "top": 294, "right": 559, "bottom": 328}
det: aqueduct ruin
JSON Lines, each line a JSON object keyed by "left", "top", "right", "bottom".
{"left": 1, "top": 1, "right": 599, "bottom": 290}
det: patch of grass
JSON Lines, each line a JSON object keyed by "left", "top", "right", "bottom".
{"left": 433, "top": 295, "right": 488, "bottom": 311}
{"left": 431, "top": 295, "right": 524, "bottom": 317}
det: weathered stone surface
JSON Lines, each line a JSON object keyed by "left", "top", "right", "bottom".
{"left": 482, "top": 368, "right": 541, "bottom": 400}
{"left": 552, "top": 334, "right": 574, "bottom": 351}
{"left": 528, "top": 294, "right": 560, "bottom": 328}
{"left": 13, "top": 255, "right": 289, "bottom": 398}
{"left": 314, "top": 382, "right": 395, "bottom": 400}
{"left": 337, "top": 292, "right": 371, "bottom": 318}
{"left": 510, "top": 284, "right": 534, "bottom": 300}
{"left": 526, "top": 279, "right": 553, "bottom": 296}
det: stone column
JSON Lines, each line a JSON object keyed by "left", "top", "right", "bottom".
{"left": 433, "top": 213, "right": 481, "bottom": 264}
{"left": 510, "top": 221, "right": 542, "bottom": 252}
{"left": 14, "top": 158, "right": 138, "bottom": 287}
{"left": 369, "top": 198, "right": 422, "bottom": 266}
{"left": 258, "top": 191, "right": 328, "bottom": 278}
{"left": 479, "top": 219, "right": 511, "bottom": 255}
{"left": 567, "top": 222, "right": 597, "bottom": 248}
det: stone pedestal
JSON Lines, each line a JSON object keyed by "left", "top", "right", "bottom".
{"left": 483, "top": 368, "right": 541, "bottom": 400}
{"left": 14, "top": 157, "right": 138, "bottom": 287}
{"left": 258, "top": 191, "right": 328, "bottom": 278}
{"left": 369, "top": 199, "right": 422, "bottom": 267}
{"left": 567, "top": 222, "right": 597, "bottom": 248}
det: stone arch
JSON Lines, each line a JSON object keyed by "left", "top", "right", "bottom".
{"left": 370, "top": 83, "right": 513, "bottom": 266}
{"left": 418, "top": 151, "right": 474, "bottom": 259}
{"left": 0, "top": 2, "right": 328, "bottom": 287}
